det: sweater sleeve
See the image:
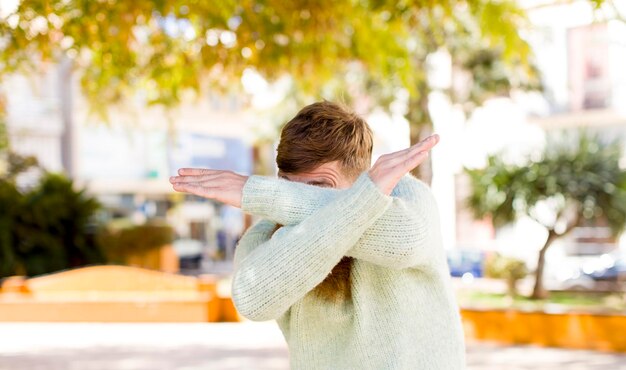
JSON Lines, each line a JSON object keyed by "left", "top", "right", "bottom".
{"left": 233, "top": 219, "right": 278, "bottom": 269}
{"left": 232, "top": 173, "right": 392, "bottom": 321}
{"left": 241, "top": 173, "right": 440, "bottom": 269}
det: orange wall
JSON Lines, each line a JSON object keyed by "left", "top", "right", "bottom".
{"left": 0, "top": 266, "right": 237, "bottom": 323}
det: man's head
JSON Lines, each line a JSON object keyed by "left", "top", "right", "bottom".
{"left": 276, "top": 101, "right": 373, "bottom": 189}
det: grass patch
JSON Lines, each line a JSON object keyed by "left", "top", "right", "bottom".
{"left": 458, "top": 290, "right": 626, "bottom": 313}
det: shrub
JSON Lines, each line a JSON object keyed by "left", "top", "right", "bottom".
{"left": 485, "top": 253, "right": 528, "bottom": 297}
{"left": 0, "top": 171, "right": 104, "bottom": 277}
{"left": 97, "top": 223, "right": 174, "bottom": 264}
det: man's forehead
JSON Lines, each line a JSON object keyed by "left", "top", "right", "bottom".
{"left": 278, "top": 172, "right": 334, "bottom": 182}
{"left": 278, "top": 161, "right": 355, "bottom": 189}
{"left": 278, "top": 164, "right": 344, "bottom": 187}
{"left": 278, "top": 161, "right": 343, "bottom": 178}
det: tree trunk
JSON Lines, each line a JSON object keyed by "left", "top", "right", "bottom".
{"left": 59, "top": 57, "right": 76, "bottom": 179}
{"left": 409, "top": 124, "right": 434, "bottom": 184}
{"left": 506, "top": 278, "right": 518, "bottom": 297}
{"left": 0, "top": 94, "right": 8, "bottom": 152}
{"left": 406, "top": 90, "right": 434, "bottom": 184}
{"left": 531, "top": 229, "right": 558, "bottom": 299}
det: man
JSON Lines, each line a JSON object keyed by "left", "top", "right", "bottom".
{"left": 170, "top": 101, "right": 466, "bottom": 369}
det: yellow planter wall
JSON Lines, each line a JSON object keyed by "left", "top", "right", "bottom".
{"left": 0, "top": 266, "right": 225, "bottom": 323}
{"left": 461, "top": 308, "right": 626, "bottom": 352}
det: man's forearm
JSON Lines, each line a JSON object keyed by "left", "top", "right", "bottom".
{"left": 233, "top": 219, "right": 278, "bottom": 269}
{"left": 241, "top": 174, "right": 440, "bottom": 268}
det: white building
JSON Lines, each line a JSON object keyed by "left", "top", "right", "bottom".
{"left": 4, "top": 65, "right": 260, "bottom": 272}
{"left": 525, "top": 0, "right": 626, "bottom": 256}
{"left": 434, "top": 0, "right": 626, "bottom": 280}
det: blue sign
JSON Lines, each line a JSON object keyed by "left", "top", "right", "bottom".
{"left": 169, "top": 133, "right": 253, "bottom": 176}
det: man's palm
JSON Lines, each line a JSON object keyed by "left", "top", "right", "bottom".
{"left": 170, "top": 169, "right": 248, "bottom": 208}
{"left": 368, "top": 134, "right": 439, "bottom": 195}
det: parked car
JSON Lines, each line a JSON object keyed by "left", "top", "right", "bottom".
{"left": 173, "top": 238, "right": 204, "bottom": 271}
{"left": 544, "top": 269, "right": 596, "bottom": 291}
{"left": 583, "top": 251, "right": 626, "bottom": 282}
{"left": 446, "top": 249, "right": 486, "bottom": 278}
{"left": 544, "top": 251, "right": 626, "bottom": 291}
{"left": 543, "top": 254, "right": 596, "bottom": 291}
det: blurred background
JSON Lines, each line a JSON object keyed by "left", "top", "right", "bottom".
{"left": 1, "top": 0, "right": 626, "bottom": 369}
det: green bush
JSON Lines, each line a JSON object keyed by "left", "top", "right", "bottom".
{"left": 97, "top": 223, "right": 174, "bottom": 264}
{"left": 485, "top": 253, "right": 528, "bottom": 297}
{"left": 0, "top": 180, "right": 22, "bottom": 276}
{"left": 0, "top": 152, "right": 174, "bottom": 277}
{"left": 0, "top": 170, "right": 104, "bottom": 277}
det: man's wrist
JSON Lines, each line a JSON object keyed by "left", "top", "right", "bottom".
{"left": 241, "top": 175, "right": 279, "bottom": 217}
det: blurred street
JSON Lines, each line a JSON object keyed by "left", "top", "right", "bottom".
{"left": 1, "top": 322, "right": 625, "bottom": 370}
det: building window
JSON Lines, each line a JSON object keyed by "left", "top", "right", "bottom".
{"left": 567, "top": 23, "right": 611, "bottom": 111}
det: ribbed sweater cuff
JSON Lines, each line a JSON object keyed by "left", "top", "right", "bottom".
{"left": 241, "top": 175, "right": 282, "bottom": 217}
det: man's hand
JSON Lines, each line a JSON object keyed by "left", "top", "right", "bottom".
{"left": 169, "top": 169, "right": 248, "bottom": 208}
{"left": 369, "top": 134, "right": 440, "bottom": 195}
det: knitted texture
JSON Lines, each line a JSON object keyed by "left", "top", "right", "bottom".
{"left": 232, "top": 172, "right": 466, "bottom": 369}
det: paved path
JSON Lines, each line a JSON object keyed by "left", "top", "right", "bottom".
{"left": 0, "top": 322, "right": 625, "bottom": 370}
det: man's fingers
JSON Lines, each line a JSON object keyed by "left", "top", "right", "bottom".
{"left": 170, "top": 170, "right": 247, "bottom": 208}
{"left": 381, "top": 134, "right": 439, "bottom": 162}
{"left": 368, "top": 135, "right": 438, "bottom": 194}
{"left": 177, "top": 168, "right": 219, "bottom": 176}
{"left": 380, "top": 134, "right": 439, "bottom": 169}
{"left": 172, "top": 182, "right": 214, "bottom": 198}
{"left": 169, "top": 173, "right": 222, "bottom": 184}
{"left": 402, "top": 150, "right": 429, "bottom": 171}
{"left": 408, "top": 134, "right": 439, "bottom": 154}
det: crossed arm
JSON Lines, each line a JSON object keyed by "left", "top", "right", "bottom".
{"left": 241, "top": 173, "right": 440, "bottom": 268}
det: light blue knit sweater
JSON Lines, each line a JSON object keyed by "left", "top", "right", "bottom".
{"left": 232, "top": 172, "right": 466, "bottom": 369}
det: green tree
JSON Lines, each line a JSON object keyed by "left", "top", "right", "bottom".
{"left": 1, "top": 1, "right": 618, "bottom": 182}
{"left": 465, "top": 133, "right": 626, "bottom": 299}
{"left": 0, "top": 0, "right": 544, "bottom": 181}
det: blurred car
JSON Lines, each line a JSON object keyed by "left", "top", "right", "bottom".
{"left": 446, "top": 249, "right": 486, "bottom": 279}
{"left": 582, "top": 251, "right": 626, "bottom": 282}
{"left": 173, "top": 238, "right": 204, "bottom": 270}
{"left": 544, "top": 269, "right": 596, "bottom": 291}
{"left": 544, "top": 251, "right": 626, "bottom": 291}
